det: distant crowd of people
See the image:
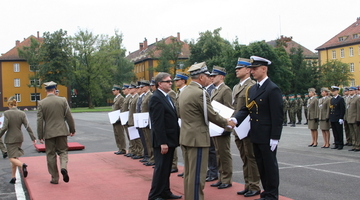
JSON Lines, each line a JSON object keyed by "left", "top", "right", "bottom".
{"left": 282, "top": 86, "right": 360, "bottom": 151}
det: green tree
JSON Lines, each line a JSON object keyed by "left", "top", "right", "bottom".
{"left": 39, "top": 29, "right": 73, "bottom": 85}
{"left": 17, "top": 37, "right": 42, "bottom": 106}
{"left": 71, "top": 30, "right": 114, "bottom": 108}
{"left": 110, "top": 31, "right": 135, "bottom": 85}
{"left": 150, "top": 37, "right": 184, "bottom": 78}
{"left": 318, "top": 60, "right": 353, "bottom": 87}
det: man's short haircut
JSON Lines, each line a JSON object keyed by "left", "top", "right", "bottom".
{"left": 155, "top": 72, "right": 171, "bottom": 89}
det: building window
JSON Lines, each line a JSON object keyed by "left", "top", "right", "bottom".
{"left": 15, "top": 94, "right": 21, "bottom": 102}
{"left": 350, "top": 47, "right": 354, "bottom": 57}
{"left": 14, "top": 63, "right": 20, "bottom": 72}
{"left": 30, "top": 79, "right": 41, "bottom": 86}
{"left": 350, "top": 63, "right": 354, "bottom": 72}
{"left": 340, "top": 49, "right": 344, "bottom": 58}
{"left": 354, "top": 34, "right": 359, "bottom": 39}
{"left": 332, "top": 50, "right": 336, "bottom": 59}
{"left": 30, "top": 93, "right": 41, "bottom": 102}
{"left": 350, "top": 79, "right": 355, "bottom": 87}
{"left": 14, "top": 78, "right": 20, "bottom": 87}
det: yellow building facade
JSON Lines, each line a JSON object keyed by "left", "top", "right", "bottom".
{"left": 0, "top": 35, "right": 69, "bottom": 111}
{"left": 316, "top": 17, "right": 360, "bottom": 86}
{"left": 127, "top": 33, "right": 191, "bottom": 82}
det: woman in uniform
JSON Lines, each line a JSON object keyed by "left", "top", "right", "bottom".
{"left": 0, "top": 97, "right": 36, "bottom": 184}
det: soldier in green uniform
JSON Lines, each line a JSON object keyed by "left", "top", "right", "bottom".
{"left": 343, "top": 88, "right": 352, "bottom": 146}
{"left": 288, "top": 94, "right": 297, "bottom": 127}
{"left": 296, "top": 94, "right": 303, "bottom": 124}
{"left": 282, "top": 95, "right": 288, "bottom": 126}
{"left": 303, "top": 93, "right": 309, "bottom": 125}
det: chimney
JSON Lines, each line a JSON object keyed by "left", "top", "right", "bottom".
{"left": 156, "top": 38, "right": 158, "bottom": 42}
{"left": 144, "top": 38, "right": 148, "bottom": 49}
{"left": 37, "top": 31, "right": 40, "bottom": 38}
{"left": 139, "top": 42, "right": 144, "bottom": 51}
{"left": 177, "top": 32, "right": 180, "bottom": 41}
{"left": 16, "top": 40, "right": 20, "bottom": 46}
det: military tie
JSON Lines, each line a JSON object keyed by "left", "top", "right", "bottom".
{"left": 136, "top": 95, "right": 143, "bottom": 113}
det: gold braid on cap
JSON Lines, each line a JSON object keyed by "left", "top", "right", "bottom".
{"left": 245, "top": 85, "right": 258, "bottom": 113}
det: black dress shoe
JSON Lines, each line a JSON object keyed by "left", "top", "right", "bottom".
{"left": 290, "top": 124, "right": 296, "bottom": 127}
{"left": 304, "top": 123, "right": 308, "bottom": 125}
{"left": 296, "top": 122, "right": 301, "bottom": 124}
{"left": 331, "top": 146, "right": 338, "bottom": 149}
{"left": 154, "top": 198, "right": 165, "bottom": 200}
{"left": 321, "top": 146, "right": 330, "bottom": 148}
{"left": 337, "top": 147, "right": 343, "bottom": 150}
{"left": 9, "top": 178, "right": 16, "bottom": 184}
{"left": 218, "top": 183, "right": 232, "bottom": 189}
{"left": 308, "top": 144, "right": 313, "bottom": 147}
{"left": 244, "top": 190, "right": 261, "bottom": 197}
{"left": 22, "top": 163, "right": 28, "bottom": 178}
{"left": 312, "top": 144, "right": 318, "bottom": 147}
{"left": 349, "top": 149, "right": 355, "bottom": 151}
{"left": 61, "top": 168, "right": 69, "bottom": 183}
{"left": 354, "top": 149, "right": 360, "bottom": 152}
{"left": 171, "top": 169, "right": 178, "bottom": 173}
{"left": 237, "top": 189, "right": 249, "bottom": 195}
{"left": 177, "top": 173, "right": 184, "bottom": 177}
{"left": 132, "top": 155, "right": 142, "bottom": 159}
{"left": 3, "top": 152, "right": 7, "bottom": 159}
{"left": 114, "top": 151, "right": 126, "bottom": 155}
{"left": 139, "top": 158, "right": 149, "bottom": 162}
{"left": 210, "top": 181, "right": 222, "bottom": 187}
{"left": 125, "top": 153, "right": 133, "bottom": 157}
{"left": 164, "top": 194, "right": 182, "bottom": 199}
{"left": 206, "top": 176, "right": 218, "bottom": 182}
{"left": 144, "top": 162, "right": 155, "bottom": 166}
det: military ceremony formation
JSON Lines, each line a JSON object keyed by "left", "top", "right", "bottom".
{"left": 1, "top": 55, "right": 359, "bottom": 200}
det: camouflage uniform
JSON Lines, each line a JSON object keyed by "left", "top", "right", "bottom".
{"left": 296, "top": 94, "right": 303, "bottom": 124}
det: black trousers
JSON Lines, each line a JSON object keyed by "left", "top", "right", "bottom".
{"left": 253, "top": 143, "right": 279, "bottom": 200}
{"left": 148, "top": 147, "right": 175, "bottom": 200}
{"left": 138, "top": 128, "right": 148, "bottom": 157}
{"left": 331, "top": 122, "right": 344, "bottom": 147}
{"left": 207, "top": 138, "right": 218, "bottom": 178}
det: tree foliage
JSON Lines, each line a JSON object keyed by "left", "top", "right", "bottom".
{"left": 318, "top": 60, "right": 353, "bottom": 87}
{"left": 40, "top": 29, "right": 73, "bottom": 85}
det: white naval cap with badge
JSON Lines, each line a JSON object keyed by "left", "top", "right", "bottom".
{"left": 248, "top": 56, "right": 272, "bottom": 68}
{"left": 44, "top": 81, "right": 57, "bottom": 89}
{"left": 331, "top": 86, "right": 340, "bottom": 91}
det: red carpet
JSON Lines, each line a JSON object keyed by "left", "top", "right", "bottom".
{"left": 34, "top": 142, "right": 85, "bottom": 152}
{"left": 20, "top": 152, "right": 293, "bottom": 200}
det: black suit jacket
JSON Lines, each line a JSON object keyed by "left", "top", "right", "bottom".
{"left": 149, "top": 89, "right": 180, "bottom": 148}
{"left": 234, "top": 78, "right": 283, "bottom": 144}
{"left": 329, "top": 96, "right": 345, "bottom": 122}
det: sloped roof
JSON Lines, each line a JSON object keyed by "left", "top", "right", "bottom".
{"left": 267, "top": 39, "right": 318, "bottom": 59}
{"left": 126, "top": 36, "right": 191, "bottom": 64}
{"left": 0, "top": 35, "right": 43, "bottom": 61}
{"left": 316, "top": 17, "right": 360, "bottom": 50}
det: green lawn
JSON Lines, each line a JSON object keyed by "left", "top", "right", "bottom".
{"left": 70, "top": 106, "right": 112, "bottom": 113}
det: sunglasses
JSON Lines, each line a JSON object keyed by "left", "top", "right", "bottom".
{"left": 161, "top": 80, "right": 173, "bottom": 83}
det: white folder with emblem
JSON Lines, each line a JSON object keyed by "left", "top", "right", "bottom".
{"left": 127, "top": 126, "right": 140, "bottom": 140}
{"left": 133, "top": 112, "right": 149, "bottom": 128}
{"left": 209, "top": 100, "right": 234, "bottom": 137}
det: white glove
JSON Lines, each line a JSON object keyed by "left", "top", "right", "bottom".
{"left": 339, "top": 119, "right": 344, "bottom": 125}
{"left": 270, "top": 139, "right": 279, "bottom": 151}
{"left": 230, "top": 117, "right": 238, "bottom": 125}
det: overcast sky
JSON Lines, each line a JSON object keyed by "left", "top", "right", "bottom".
{"left": 1, "top": 0, "right": 359, "bottom": 56}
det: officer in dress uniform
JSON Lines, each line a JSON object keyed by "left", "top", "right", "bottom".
{"left": 345, "top": 87, "right": 360, "bottom": 152}
{"left": 303, "top": 93, "right": 309, "bottom": 125}
{"left": 232, "top": 58, "right": 261, "bottom": 197}
{"left": 112, "top": 84, "right": 126, "bottom": 155}
{"left": 37, "top": 81, "right": 75, "bottom": 184}
{"left": 208, "top": 66, "right": 234, "bottom": 190}
{"left": 139, "top": 80, "right": 154, "bottom": 166}
{"left": 282, "top": 95, "right": 288, "bottom": 126}
{"left": 318, "top": 88, "right": 331, "bottom": 148}
{"left": 307, "top": 88, "right": 319, "bottom": 147}
{"left": 178, "top": 62, "right": 235, "bottom": 200}
{"left": 127, "top": 82, "right": 144, "bottom": 158}
{"left": 296, "top": 94, "right": 303, "bottom": 124}
{"left": 172, "top": 72, "right": 189, "bottom": 175}
{"left": 136, "top": 81, "right": 149, "bottom": 161}
{"left": 233, "top": 56, "right": 283, "bottom": 200}
{"left": 343, "top": 87, "right": 352, "bottom": 146}
{"left": 329, "top": 86, "right": 346, "bottom": 150}
{"left": 121, "top": 83, "right": 134, "bottom": 157}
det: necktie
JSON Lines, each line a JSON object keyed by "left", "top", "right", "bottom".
{"left": 257, "top": 83, "right": 260, "bottom": 89}
{"left": 166, "top": 95, "right": 174, "bottom": 108}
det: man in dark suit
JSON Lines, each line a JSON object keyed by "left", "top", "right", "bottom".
{"left": 148, "top": 72, "right": 182, "bottom": 200}
{"left": 329, "top": 86, "right": 346, "bottom": 150}
{"left": 233, "top": 56, "right": 283, "bottom": 200}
